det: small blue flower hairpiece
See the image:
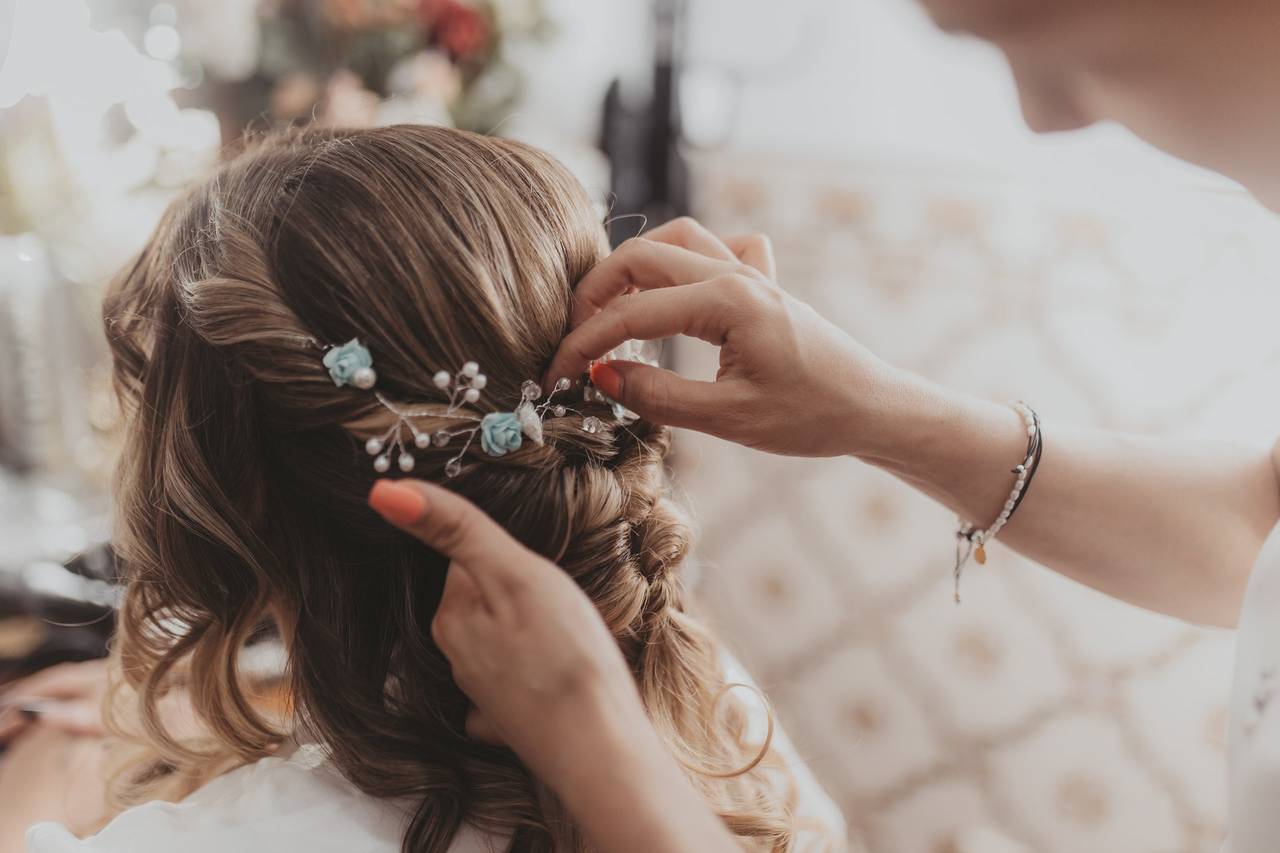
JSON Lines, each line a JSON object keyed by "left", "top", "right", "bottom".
{"left": 317, "top": 338, "right": 600, "bottom": 477}
{"left": 323, "top": 338, "right": 377, "bottom": 389}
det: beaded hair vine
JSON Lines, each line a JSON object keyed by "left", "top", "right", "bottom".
{"left": 319, "top": 337, "right": 611, "bottom": 477}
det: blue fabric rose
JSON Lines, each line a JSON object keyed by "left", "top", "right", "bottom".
{"left": 480, "top": 411, "right": 523, "bottom": 456}
{"left": 323, "top": 338, "right": 374, "bottom": 387}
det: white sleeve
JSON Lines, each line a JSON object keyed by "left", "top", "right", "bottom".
{"left": 722, "top": 653, "right": 850, "bottom": 852}
{"left": 25, "top": 747, "right": 413, "bottom": 853}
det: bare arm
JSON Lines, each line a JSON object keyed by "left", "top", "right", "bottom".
{"left": 545, "top": 217, "right": 1280, "bottom": 628}
{"left": 862, "top": 374, "right": 1279, "bottom": 626}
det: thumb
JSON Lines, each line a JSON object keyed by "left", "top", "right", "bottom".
{"left": 464, "top": 706, "right": 506, "bottom": 746}
{"left": 368, "top": 480, "right": 528, "bottom": 599}
{"left": 588, "top": 360, "right": 735, "bottom": 429}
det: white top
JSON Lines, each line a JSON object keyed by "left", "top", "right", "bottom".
{"left": 26, "top": 657, "right": 845, "bottom": 852}
{"left": 1225, "top": 521, "right": 1280, "bottom": 852}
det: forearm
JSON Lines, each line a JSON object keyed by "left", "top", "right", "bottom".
{"left": 857, "top": 370, "right": 1280, "bottom": 627}
{"left": 542, "top": 695, "right": 739, "bottom": 853}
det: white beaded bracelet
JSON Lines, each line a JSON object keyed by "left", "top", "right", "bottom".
{"left": 953, "top": 400, "right": 1042, "bottom": 603}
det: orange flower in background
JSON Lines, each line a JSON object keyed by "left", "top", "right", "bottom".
{"left": 419, "top": 0, "right": 491, "bottom": 60}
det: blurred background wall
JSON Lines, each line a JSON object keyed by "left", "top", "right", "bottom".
{"left": 4, "top": 2, "right": 1279, "bottom": 852}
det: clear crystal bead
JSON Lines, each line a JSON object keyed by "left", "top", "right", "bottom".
{"left": 581, "top": 416, "right": 602, "bottom": 434}
{"left": 553, "top": 376, "right": 571, "bottom": 393}
{"left": 444, "top": 458, "right": 462, "bottom": 478}
{"left": 611, "top": 401, "right": 639, "bottom": 425}
{"left": 552, "top": 405, "right": 566, "bottom": 417}
{"left": 432, "top": 431, "right": 451, "bottom": 447}
{"left": 521, "top": 380, "right": 541, "bottom": 401}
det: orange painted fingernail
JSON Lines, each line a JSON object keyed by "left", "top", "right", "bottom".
{"left": 368, "top": 480, "right": 427, "bottom": 527}
{"left": 589, "top": 361, "right": 622, "bottom": 399}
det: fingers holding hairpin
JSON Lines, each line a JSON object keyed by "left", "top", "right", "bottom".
{"left": 721, "top": 233, "right": 777, "bottom": 281}
{"left": 548, "top": 280, "right": 761, "bottom": 392}
{"left": 640, "top": 217, "right": 739, "bottom": 263}
{"left": 587, "top": 360, "right": 739, "bottom": 432}
{"left": 569, "top": 237, "right": 748, "bottom": 327}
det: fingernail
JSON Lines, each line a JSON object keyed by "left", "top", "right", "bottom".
{"left": 368, "top": 481, "right": 428, "bottom": 527}
{"left": 589, "top": 362, "right": 622, "bottom": 399}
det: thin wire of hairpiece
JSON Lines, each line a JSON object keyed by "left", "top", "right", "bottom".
{"left": 316, "top": 337, "right": 608, "bottom": 477}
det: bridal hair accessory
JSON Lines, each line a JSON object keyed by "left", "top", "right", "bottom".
{"left": 952, "top": 400, "right": 1042, "bottom": 604}
{"left": 319, "top": 338, "right": 600, "bottom": 477}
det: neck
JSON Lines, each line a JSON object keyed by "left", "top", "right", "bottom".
{"left": 1007, "top": 0, "right": 1280, "bottom": 207}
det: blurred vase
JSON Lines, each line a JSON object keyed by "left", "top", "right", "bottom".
{"left": 0, "top": 232, "right": 106, "bottom": 478}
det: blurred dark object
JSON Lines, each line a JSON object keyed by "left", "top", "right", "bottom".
{"left": 0, "top": 543, "right": 115, "bottom": 687}
{"left": 600, "top": 0, "right": 689, "bottom": 247}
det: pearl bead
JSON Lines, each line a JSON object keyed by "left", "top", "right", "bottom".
{"left": 365, "top": 438, "right": 383, "bottom": 456}
{"left": 463, "top": 388, "right": 480, "bottom": 403}
{"left": 433, "top": 370, "right": 451, "bottom": 389}
{"left": 398, "top": 453, "right": 415, "bottom": 472}
{"left": 1004, "top": 500, "right": 1015, "bottom": 510}
{"left": 461, "top": 361, "right": 479, "bottom": 378}
{"left": 472, "top": 374, "right": 487, "bottom": 390}
{"left": 373, "top": 455, "right": 391, "bottom": 473}
{"left": 352, "top": 367, "right": 377, "bottom": 390}
{"left": 1026, "top": 425, "right": 1036, "bottom": 437}
{"left": 414, "top": 432, "right": 431, "bottom": 449}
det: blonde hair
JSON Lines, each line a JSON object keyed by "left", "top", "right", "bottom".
{"left": 102, "top": 124, "right": 799, "bottom": 851}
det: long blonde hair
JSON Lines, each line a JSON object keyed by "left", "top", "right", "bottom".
{"left": 102, "top": 124, "right": 798, "bottom": 851}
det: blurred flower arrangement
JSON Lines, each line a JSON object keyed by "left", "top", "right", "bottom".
{"left": 196, "top": 0, "right": 554, "bottom": 135}
{"left": 0, "top": 0, "right": 553, "bottom": 492}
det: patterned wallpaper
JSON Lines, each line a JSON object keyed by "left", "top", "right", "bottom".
{"left": 679, "top": 154, "right": 1280, "bottom": 853}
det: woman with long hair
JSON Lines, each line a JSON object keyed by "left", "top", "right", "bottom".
{"left": 0, "top": 124, "right": 842, "bottom": 853}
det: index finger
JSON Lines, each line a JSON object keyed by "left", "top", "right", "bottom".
{"left": 546, "top": 281, "right": 739, "bottom": 388}
{"left": 368, "top": 480, "right": 532, "bottom": 601}
{"left": 570, "top": 237, "right": 743, "bottom": 327}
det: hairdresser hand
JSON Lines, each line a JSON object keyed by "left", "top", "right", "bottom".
{"left": 545, "top": 216, "right": 903, "bottom": 457}
{"left": 368, "top": 480, "right": 655, "bottom": 770}
{"left": 368, "top": 480, "right": 740, "bottom": 853}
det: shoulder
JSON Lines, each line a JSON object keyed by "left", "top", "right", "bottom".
{"left": 26, "top": 745, "right": 481, "bottom": 853}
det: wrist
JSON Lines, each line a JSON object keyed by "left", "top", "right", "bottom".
{"left": 526, "top": 673, "right": 647, "bottom": 789}
{"left": 842, "top": 366, "right": 955, "bottom": 464}
{"left": 852, "top": 374, "right": 1032, "bottom": 523}
{"left": 550, "top": 706, "right": 738, "bottom": 853}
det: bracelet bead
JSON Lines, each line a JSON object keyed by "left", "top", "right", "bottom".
{"left": 953, "top": 400, "right": 1042, "bottom": 603}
